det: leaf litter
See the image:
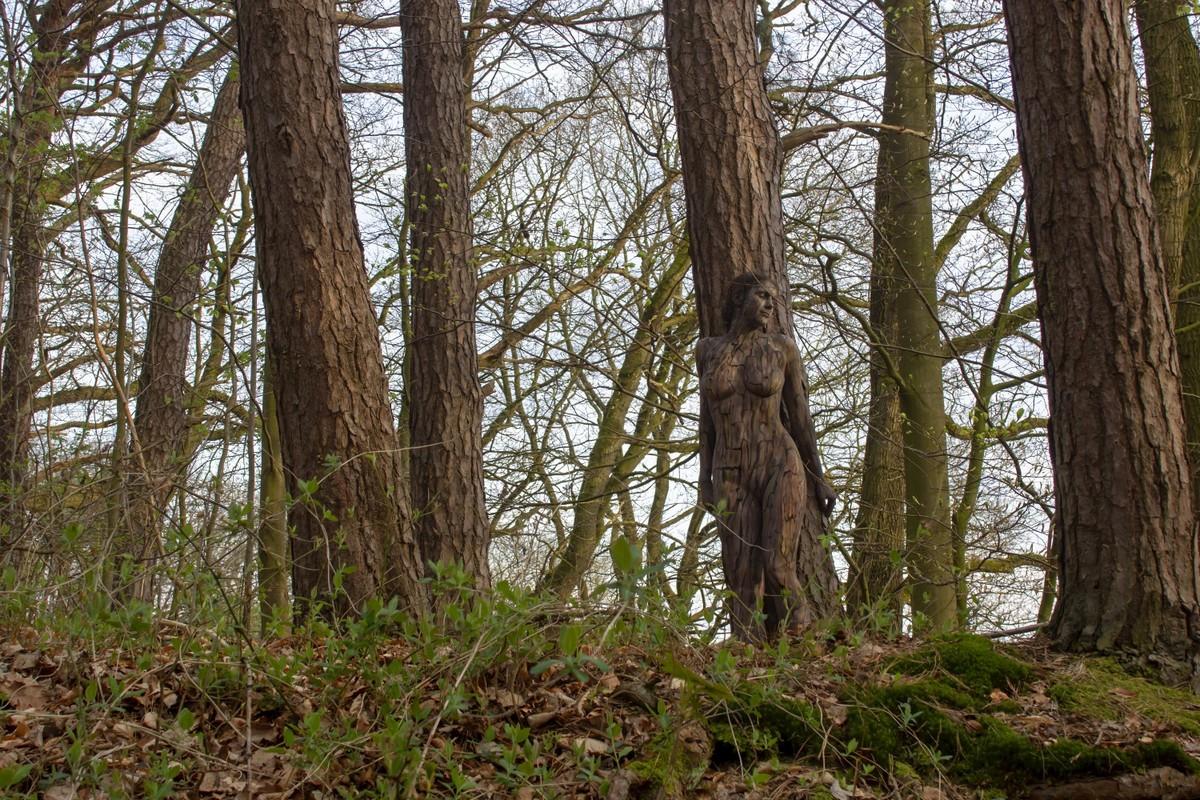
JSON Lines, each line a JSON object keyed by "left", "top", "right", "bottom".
{"left": 0, "top": 617, "right": 1198, "bottom": 799}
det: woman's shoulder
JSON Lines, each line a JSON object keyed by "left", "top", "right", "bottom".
{"left": 696, "top": 336, "right": 720, "bottom": 363}
{"left": 768, "top": 332, "right": 802, "bottom": 354}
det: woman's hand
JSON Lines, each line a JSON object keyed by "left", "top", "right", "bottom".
{"left": 815, "top": 480, "right": 837, "bottom": 517}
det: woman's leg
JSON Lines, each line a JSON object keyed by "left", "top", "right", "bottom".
{"left": 761, "top": 458, "right": 808, "bottom": 634}
{"left": 717, "top": 476, "right": 766, "bottom": 641}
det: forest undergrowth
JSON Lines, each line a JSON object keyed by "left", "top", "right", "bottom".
{"left": 1, "top": 571, "right": 1199, "bottom": 800}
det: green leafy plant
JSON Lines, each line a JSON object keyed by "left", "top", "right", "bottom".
{"left": 531, "top": 623, "right": 612, "bottom": 682}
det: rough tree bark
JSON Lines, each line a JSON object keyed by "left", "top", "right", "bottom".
{"left": 1004, "top": 0, "right": 1200, "bottom": 675}
{"left": 401, "top": 0, "right": 490, "bottom": 586}
{"left": 124, "top": 68, "right": 244, "bottom": 603}
{"left": 237, "top": 0, "right": 425, "bottom": 617}
{"left": 664, "top": 0, "right": 839, "bottom": 629}
{"left": 878, "top": 0, "right": 956, "bottom": 632}
{"left": 663, "top": 0, "right": 786, "bottom": 338}
{"left": 1134, "top": 1, "right": 1200, "bottom": 509}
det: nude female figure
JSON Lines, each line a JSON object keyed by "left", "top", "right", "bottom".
{"left": 697, "top": 272, "right": 837, "bottom": 640}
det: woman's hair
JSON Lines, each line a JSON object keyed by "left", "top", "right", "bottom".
{"left": 720, "top": 271, "right": 778, "bottom": 331}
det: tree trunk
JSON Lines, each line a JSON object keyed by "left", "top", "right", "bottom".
{"left": 877, "top": 0, "right": 957, "bottom": 632}
{"left": 1135, "top": 0, "right": 1200, "bottom": 296}
{"left": 846, "top": 363, "right": 905, "bottom": 623}
{"left": 0, "top": 201, "right": 48, "bottom": 544}
{"left": 237, "top": 0, "right": 425, "bottom": 618}
{"left": 1004, "top": 0, "right": 1200, "bottom": 674}
{"left": 1134, "top": 1, "right": 1200, "bottom": 511}
{"left": 125, "top": 67, "right": 244, "bottom": 602}
{"left": 847, "top": 17, "right": 911, "bottom": 619}
{"left": 259, "top": 362, "right": 290, "bottom": 631}
{"left": 0, "top": 0, "right": 91, "bottom": 555}
{"left": 0, "top": 0, "right": 213, "bottom": 565}
{"left": 664, "top": 0, "right": 839, "bottom": 629}
{"left": 401, "top": 0, "right": 490, "bottom": 586}
{"left": 663, "top": 0, "right": 786, "bottom": 338}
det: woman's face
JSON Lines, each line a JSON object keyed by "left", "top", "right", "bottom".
{"left": 739, "top": 283, "right": 778, "bottom": 330}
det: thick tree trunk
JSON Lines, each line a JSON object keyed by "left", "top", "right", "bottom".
{"left": 237, "top": 0, "right": 425, "bottom": 617}
{"left": 878, "top": 0, "right": 956, "bottom": 632}
{"left": 1004, "top": 0, "right": 1200, "bottom": 674}
{"left": 1134, "top": 1, "right": 1200, "bottom": 511}
{"left": 664, "top": 0, "right": 839, "bottom": 629}
{"left": 124, "top": 68, "right": 244, "bottom": 602}
{"left": 663, "top": 0, "right": 786, "bottom": 338}
{"left": 401, "top": 0, "right": 490, "bottom": 586}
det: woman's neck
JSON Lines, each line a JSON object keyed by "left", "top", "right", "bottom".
{"left": 729, "top": 318, "right": 768, "bottom": 338}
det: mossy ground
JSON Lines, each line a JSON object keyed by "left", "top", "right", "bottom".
{"left": 2, "top": 597, "right": 1198, "bottom": 799}
{"left": 890, "top": 633, "right": 1033, "bottom": 700}
{"left": 685, "top": 634, "right": 1200, "bottom": 798}
{"left": 1046, "top": 656, "right": 1200, "bottom": 736}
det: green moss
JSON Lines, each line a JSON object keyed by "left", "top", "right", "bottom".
{"left": 626, "top": 724, "right": 710, "bottom": 799}
{"left": 869, "top": 678, "right": 977, "bottom": 711}
{"left": 843, "top": 680, "right": 963, "bottom": 770}
{"left": 707, "top": 685, "right": 824, "bottom": 761}
{"left": 750, "top": 690, "right": 825, "bottom": 753}
{"left": 955, "top": 719, "right": 1197, "bottom": 785}
{"left": 880, "top": 640, "right": 1198, "bottom": 786}
{"left": 1048, "top": 658, "right": 1200, "bottom": 736}
{"left": 690, "top": 639, "right": 1197, "bottom": 797}
{"left": 841, "top": 678, "right": 1198, "bottom": 790}
{"left": 891, "top": 634, "right": 1032, "bottom": 700}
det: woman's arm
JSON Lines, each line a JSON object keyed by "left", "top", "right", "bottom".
{"left": 697, "top": 338, "right": 716, "bottom": 507}
{"left": 781, "top": 337, "right": 836, "bottom": 515}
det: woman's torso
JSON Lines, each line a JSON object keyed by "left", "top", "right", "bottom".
{"left": 701, "top": 332, "right": 801, "bottom": 482}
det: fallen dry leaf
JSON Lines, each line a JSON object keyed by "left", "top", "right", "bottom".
{"left": 0, "top": 675, "right": 47, "bottom": 711}
{"left": 821, "top": 698, "right": 849, "bottom": 726}
{"left": 11, "top": 652, "right": 39, "bottom": 672}
{"left": 42, "top": 783, "right": 78, "bottom": 800}
{"left": 562, "top": 736, "right": 607, "bottom": 755}
{"left": 528, "top": 710, "right": 557, "bottom": 728}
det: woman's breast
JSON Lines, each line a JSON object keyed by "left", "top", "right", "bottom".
{"left": 742, "top": 340, "right": 786, "bottom": 397}
{"left": 701, "top": 361, "right": 739, "bottom": 400}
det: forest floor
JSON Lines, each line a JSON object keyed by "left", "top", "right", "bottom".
{"left": 2, "top": 588, "right": 1200, "bottom": 799}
